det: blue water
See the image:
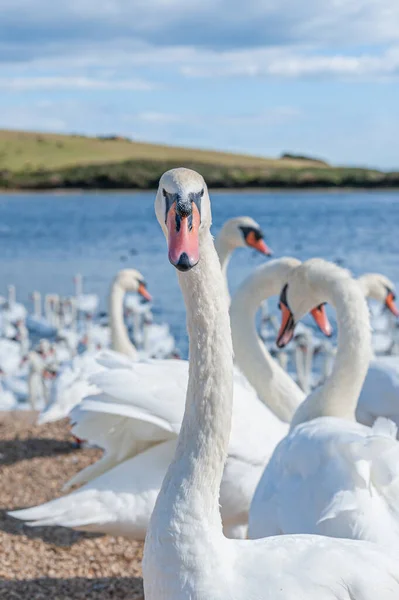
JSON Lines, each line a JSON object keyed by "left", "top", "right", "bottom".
{"left": 0, "top": 189, "right": 398, "bottom": 356}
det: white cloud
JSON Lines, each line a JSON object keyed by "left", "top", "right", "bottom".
{"left": 180, "top": 45, "right": 399, "bottom": 80}
{"left": 131, "top": 107, "right": 301, "bottom": 128}
{"left": 0, "top": 0, "right": 398, "bottom": 63}
{"left": 0, "top": 76, "right": 155, "bottom": 91}
{"left": 136, "top": 112, "right": 184, "bottom": 124}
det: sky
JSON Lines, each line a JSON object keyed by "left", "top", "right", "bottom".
{"left": 0, "top": 0, "right": 398, "bottom": 169}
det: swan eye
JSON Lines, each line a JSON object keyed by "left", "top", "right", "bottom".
{"left": 162, "top": 188, "right": 167, "bottom": 198}
{"left": 385, "top": 286, "right": 396, "bottom": 301}
{"left": 239, "top": 226, "right": 263, "bottom": 242}
{"left": 200, "top": 188, "right": 204, "bottom": 197}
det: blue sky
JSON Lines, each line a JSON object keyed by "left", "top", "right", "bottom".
{"left": 0, "top": 0, "right": 398, "bottom": 169}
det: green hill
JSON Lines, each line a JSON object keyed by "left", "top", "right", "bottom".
{"left": 0, "top": 129, "right": 397, "bottom": 190}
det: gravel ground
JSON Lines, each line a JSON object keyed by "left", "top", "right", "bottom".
{"left": 0, "top": 412, "right": 144, "bottom": 599}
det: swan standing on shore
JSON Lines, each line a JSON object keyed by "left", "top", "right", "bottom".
{"left": 249, "top": 259, "right": 399, "bottom": 549}
{"left": 143, "top": 168, "right": 399, "bottom": 600}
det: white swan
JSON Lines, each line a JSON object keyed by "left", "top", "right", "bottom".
{"left": 215, "top": 215, "right": 271, "bottom": 285}
{"left": 13, "top": 251, "right": 330, "bottom": 539}
{"left": 35, "top": 270, "right": 151, "bottom": 424}
{"left": 10, "top": 246, "right": 301, "bottom": 540}
{"left": 33, "top": 220, "right": 268, "bottom": 426}
{"left": 2, "top": 284, "right": 27, "bottom": 324}
{"left": 355, "top": 274, "right": 399, "bottom": 429}
{"left": 73, "top": 274, "right": 99, "bottom": 318}
{"left": 233, "top": 269, "right": 399, "bottom": 425}
{"left": 10, "top": 346, "right": 279, "bottom": 538}
{"left": 26, "top": 291, "right": 58, "bottom": 338}
{"left": 143, "top": 169, "right": 399, "bottom": 600}
{"left": 248, "top": 259, "right": 399, "bottom": 550}
{"left": 229, "top": 259, "right": 326, "bottom": 422}
{"left": 11, "top": 245, "right": 329, "bottom": 538}
{"left": 358, "top": 273, "right": 399, "bottom": 354}
{"left": 107, "top": 269, "right": 151, "bottom": 359}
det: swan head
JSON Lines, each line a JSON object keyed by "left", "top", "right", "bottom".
{"left": 357, "top": 273, "right": 399, "bottom": 317}
{"left": 114, "top": 269, "right": 152, "bottom": 301}
{"left": 276, "top": 258, "right": 343, "bottom": 348}
{"left": 218, "top": 217, "right": 272, "bottom": 255}
{"left": 155, "top": 168, "right": 210, "bottom": 272}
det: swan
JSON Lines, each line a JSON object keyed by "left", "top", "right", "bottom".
{"left": 248, "top": 259, "right": 399, "bottom": 549}
{"left": 214, "top": 215, "right": 271, "bottom": 285}
{"left": 11, "top": 252, "right": 331, "bottom": 539}
{"left": 143, "top": 169, "right": 399, "bottom": 600}
{"left": 124, "top": 292, "right": 177, "bottom": 358}
{"left": 10, "top": 347, "right": 279, "bottom": 538}
{"left": 108, "top": 269, "right": 151, "bottom": 358}
{"left": 26, "top": 291, "right": 58, "bottom": 338}
{"left": 2, "top": 284, "right": 27, "bottom": 324}
{"left": 353, "top": 273, "right": 399, "bottom": 429}
{"left": 229, "top": 260, "right": 329, "bottom": 422}
{"left": 34, "top": 270, "right": 152, "bottom": 424}
{"left": 26, "top": 348, "right": 50, "bottom": 410}
{"left": 233, "top": 269, "right": 399, "bottom": 425}
{"left": 10, "top": 226, "right": 328, "bottom": 537}
{"left": 73, "top": 274, "right": 99, "bottom": 317}
{"left": 33, "top": 221, "right": 267, "bottom": 425}
{"left": 358, "top": 273, "right": 399, "bottom": 355}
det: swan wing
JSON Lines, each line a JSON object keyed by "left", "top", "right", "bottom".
{"left": 9, "top": 440, "right": 177, "bottom": 540}
{"left": 236, "top": 533, "right": 399, "bottom": 599}
{"left": 357, "top": 360, "right": 399, "bottom": 429}
{"left": 249, "top": 416, "right": 399, "bottom": 547}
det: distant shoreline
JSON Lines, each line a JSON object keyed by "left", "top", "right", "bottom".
{"left": 0, "top": 130, "right": 397, "bottom": 193}
{"left": 1, "top": 185, "right": 398, "bottom": 195}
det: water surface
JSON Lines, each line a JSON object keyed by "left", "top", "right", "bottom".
{"left": 0, "top": 189, "right": 398, "bottom": 355}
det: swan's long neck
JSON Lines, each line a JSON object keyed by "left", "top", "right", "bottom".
{"left": 28, "top": 353, "right": 44, "bottom": 410}
{"left": 109, "top": 282, "right": 137, "bottom": 359}
{"left": 214, "top": 232, "right": 233, "bottom": 281}
{"left": 33, "top": 292, "right": 42, "bottom": 318}
{"left": 291, "top": 278, "right": 372, "bottom": 428}
{"left": 8, "top": 285, "right": 16, "bottom": 307}
{"left": 152, "top": 230, "right": 233, "bottom": 534}
{"left": 74, "top": 275, "right": 83, "bottom": 298}
{"left": 230, "top": 260, "right": 304, "bottom": 422}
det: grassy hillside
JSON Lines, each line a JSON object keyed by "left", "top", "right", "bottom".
{"left": 0, "top": 129, "right": 325, "bottom": 172}
{"left": 0, "top": 129, "right": 397, "bottom": 190}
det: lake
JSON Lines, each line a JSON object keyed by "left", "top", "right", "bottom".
{"left": 0, "top": 189, "right": 398, "bottom": 356}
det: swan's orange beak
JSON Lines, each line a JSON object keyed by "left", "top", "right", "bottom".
{"left": 386, "top": 292, "right": 399, "bottom": 317}
{"left": 138, "top": 283, "right": 152, "bottom": 302}
{"left": 310, "top": 304, "right": 332, "bottom": 337}
{"left": 276, "top": 303, "right": 295, "bottom": 348}
{"left": 245, "top": 230, "right": 273, "bottom": 256}
{"left": 166, "top": 202, "right": 200, "bottom": 271}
